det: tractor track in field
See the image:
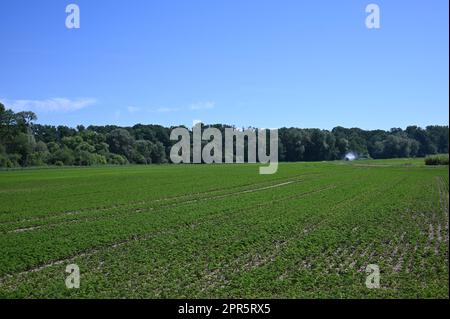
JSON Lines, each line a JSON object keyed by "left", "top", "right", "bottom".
{"left": 436, "top": 176, "right": 449, "bottom": 236}
{"left": 254, "top": 176, "right": 412, "bottom": 282}
{"left": 0, "top": 183, "right": 338, "bottom": 285}
{"left": 195, "top": 177, "right": 409, "bottom": 294}
{"left": 433, "top": 176, "right": 449, "bottom": 259}
{"left": 0, "top": 173, "right": 320, "bottom": 227}
{"left": 2, "top": 178, "right": 309, "bottom": 234}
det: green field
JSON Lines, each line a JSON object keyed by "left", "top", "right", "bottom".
{"left": 0, "top": 160, "right": 448, "bottom": 298}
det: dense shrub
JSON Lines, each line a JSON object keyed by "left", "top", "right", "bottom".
{"left": 54, "top": 161, "right": 64, "bottom": 166}
{"left": 0, "top": 153, "right": 14, "bottom": 167}
{"left": 107, "top": 154, "right": 128, "bottom": 165}
{"left": 425, "top": 154, "right": 449, "bottom": 165}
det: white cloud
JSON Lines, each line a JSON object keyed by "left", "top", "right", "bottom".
{"left": 2, "top": 97, "right": 96, "bottom": 113}
{"left": 127, "top": 106, "right": 141, "bottom": 113}
{"left": 189, "top": 101, "right": 215, "bottom": 110}
{"left": 155, "top": 107, "right": 180, "bottom": 113}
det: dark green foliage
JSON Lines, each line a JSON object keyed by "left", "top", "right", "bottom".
{"left": 107, "top": 154, "right": 128, "bottom": 165}
{"left": 0, "top": 102, "right": 448, "bottom": 167}
{"left": 425, "top": 154, "right": 449, "bottom": 165}
{"left": 106, "top": 129, "right": 136, "bottom": 160}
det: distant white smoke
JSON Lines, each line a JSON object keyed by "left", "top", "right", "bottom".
{"left": 345, "top": 152, "right": 357, "bottom": 161}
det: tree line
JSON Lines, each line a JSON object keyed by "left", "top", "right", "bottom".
{"left": 1, "top": 103, "right": 448, "bottom": 168}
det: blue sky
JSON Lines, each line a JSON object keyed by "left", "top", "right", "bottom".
{"left": 0, "top": 0, "right": 448, "bottom": 130}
